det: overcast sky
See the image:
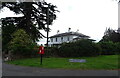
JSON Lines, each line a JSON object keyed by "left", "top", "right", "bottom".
{"left": 0, "top": 0, "right": 118, "bottom": 44}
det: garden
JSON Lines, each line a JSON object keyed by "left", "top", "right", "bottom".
{"left": 1, "top": 1, "right": 120, "bottom": 70}
{"left": 4, "top": 34, "right": 120, "bottom": 70}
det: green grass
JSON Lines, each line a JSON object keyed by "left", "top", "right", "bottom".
{"left": 6, "top": 55, "right": 119, "bottom": 70}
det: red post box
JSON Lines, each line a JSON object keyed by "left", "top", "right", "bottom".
{"left": 38, "top": 46, "right": 44, "bottom": 54}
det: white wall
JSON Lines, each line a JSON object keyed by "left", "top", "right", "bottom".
{"left": 48, "top": 35, "right": 89, "bottom": 47}
{"left": 49, "top": 35, "right": 76, "bottom": 45}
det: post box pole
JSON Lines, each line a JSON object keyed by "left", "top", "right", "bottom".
{"left": 40, "top": 54, "right": 42, "bottom": 65}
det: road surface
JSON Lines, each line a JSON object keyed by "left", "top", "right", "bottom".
{"left": 2, "top": 63, "right": 119, "bottom": 76}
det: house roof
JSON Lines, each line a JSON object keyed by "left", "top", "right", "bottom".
{"left": 49, "top": 32, "right": 90, "bottom": 38}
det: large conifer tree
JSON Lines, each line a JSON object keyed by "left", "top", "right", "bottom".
{"left": 1, "top": 0, "right": 58, "bottom": 42}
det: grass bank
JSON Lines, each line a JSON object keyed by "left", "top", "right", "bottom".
{"left": 6, "top": 55, "right": 119, "bottom": 70}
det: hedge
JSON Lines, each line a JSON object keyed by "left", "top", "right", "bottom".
{"left": 44, "top": 47, "right": 59, "bottom": 57}
{"left": 58, "top": 39, "right": 101, "bottom": 57}
{"left": 98, "top": 41, "right": 120, "bottom": 55}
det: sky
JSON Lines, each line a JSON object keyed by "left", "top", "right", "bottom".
{"left": 0, "top": 0, "right": 119, "bottom": 45}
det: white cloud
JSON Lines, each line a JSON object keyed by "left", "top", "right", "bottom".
{"left": 0, "top": 7, "right": 23, "bottom": 18}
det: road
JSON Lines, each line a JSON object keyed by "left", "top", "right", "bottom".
{"left": 2, "top": 63, "right": 119, "bottom": 76}
{"left": 0, "top": 57, "right": 2, "bottom": 78}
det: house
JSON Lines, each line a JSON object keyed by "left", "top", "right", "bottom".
{"left": 48, "top": 31, "right": 90, "bottom": 47}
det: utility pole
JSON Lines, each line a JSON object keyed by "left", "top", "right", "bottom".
{"left": 118, "top": 0, "right": 120, "bottom": 31}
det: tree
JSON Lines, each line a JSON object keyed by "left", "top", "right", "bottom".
{"left": 2, "top": 18, "right": 17, "bottom": 53}
{"left": 1, "top": 1, "right": 58, "bottom": 42}
{"left": 8, "top": 29, "right": 36, "bottom": 59}
{"left": 1, "top": 1, "right": 59, "bottom": 54}
{"left": 100, "top": 28, "right": 120, "bottom": 43}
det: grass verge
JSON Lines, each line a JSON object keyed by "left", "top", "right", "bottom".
{"left": 6, "top": 55, "right": 119, "bottom": 70}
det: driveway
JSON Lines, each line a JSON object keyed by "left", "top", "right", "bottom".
{"left": 2, "top": 63, "right": 119, "bottom": 76}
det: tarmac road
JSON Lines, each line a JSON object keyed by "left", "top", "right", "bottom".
{"left": 2, "top": 63, "right": 119, "bottom": 76}
{"left": 0, "top": 57, "right": 2, "bottom": 78}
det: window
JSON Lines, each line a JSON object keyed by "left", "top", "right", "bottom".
{"left": 61, "top": 37, "right": 63, "bottom": 41}
{"left": 51, "top": 38, "right": 53, "bottom": 42}
{"left": 56, "top": 38, "right": 57, "bottom": 42}
{"left": 67, "top": 37, "right": 69, "bottom": 41}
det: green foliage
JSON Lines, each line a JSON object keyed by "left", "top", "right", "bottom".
{"left": 98, "top": 41, "right": 119, "bottom": 55}
{"left": 58, "top": 39, "right": 101, "bottom": 57}
{"left": 44, "top": 47, "right": 59, "bottom": 57}
{"left": 116, "top": 42, "right": 120, "bottom": 54}
{"left": 99, "top": 28, "right": 120, "bottom": 55}
{"left": 8, "top": 29, "right": 37, "bottom": 58}
{"left": 2, "top": 22, "right": 17, "bottom": 53}
{"left": 1, "top": 1, "right": 58, "bottom": 41}
{"left": 1, "top": 1, "right": 58, "bottom": 58}
{"left": 100, "top": 28, "right": 120, "bottom": 43}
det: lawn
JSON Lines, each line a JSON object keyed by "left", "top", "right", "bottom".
{"left": 6, "top": 55, "right": 119, "bottom": 70}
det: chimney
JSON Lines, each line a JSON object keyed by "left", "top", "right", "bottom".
{"left": 57, "top": 30, "right": 60, "bottom": 34}
{"left": 68, "top": 28, "right": 71, "bottom": 32}
{"left": 76, "top": 29, "right": 79, "bottom": 32}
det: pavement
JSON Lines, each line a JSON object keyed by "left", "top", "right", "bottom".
{"left": 2, "top": 62, "right": 119, "bottom": 76}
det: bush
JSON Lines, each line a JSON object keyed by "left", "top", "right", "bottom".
{"left": 8, "top": 29, "right": 38, "bottom": 59}
{"left": 98, "top": 41, "right": 119, "bottom": 55}
{"left": 58, "top": 39, "right": 101, "bottom": 57}
{"left": 44, "top": 47, "right": 59, "bottom": 57}
{"left": 116, "top": 42, "right": 120, "bottom": 54}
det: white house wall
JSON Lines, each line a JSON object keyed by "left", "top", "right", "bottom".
{"left": 49, "top": 35, "right": 75, "bottom": 45}
{"left": 48, "top": 34, "right": 89, "bottom": 47}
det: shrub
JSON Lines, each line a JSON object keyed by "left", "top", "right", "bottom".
{"left": 44, "top": 47, "right": 59, "bottom": 57}
{"left": 58, "top": 39, "right": 101, "bottom": 57}
{"left": 115, "top": 42, "right": 120, "bottom": 54}
{"left": 116, "top": 42, "right": 120, "bottom": 54}
{"left": 8, "top": 29, "right": 38, "bottom": 59}
{"left": 98, "top": 41, "right": 119, "bottom": 55}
